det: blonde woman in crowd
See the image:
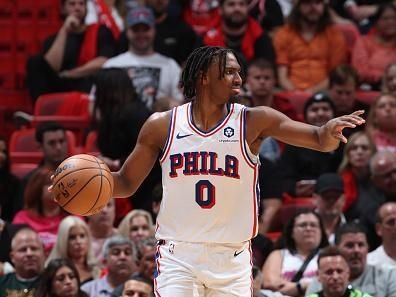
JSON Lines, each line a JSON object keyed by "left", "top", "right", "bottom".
{"left": 117, "top": 209, "right": 154, "bottom": 244}
{"left": 366, "top": 93, "right": 396, "bottom": 153}
{"left": 382, "top": 62, "right": 396, "bottom": 96}
{"left": 338, "top": 131, "right": 381, "bottom": 220}
{"left": 46, "top": 216, "right": 99, "bottom": 284}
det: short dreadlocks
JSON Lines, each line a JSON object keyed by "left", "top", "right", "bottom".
{"left": 180, "top": 46, "right": 244, "bottom": 100}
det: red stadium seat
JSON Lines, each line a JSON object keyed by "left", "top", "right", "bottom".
{"left": 32, "top": 92, "right": 91, "bottom": 145}
{"left": 266, "top": 232, "right": 281, "bottom": 243}
{"left": 0, "top": 1, "right": 15, "bottom": 26}
{"left": 0, "top": 56, "right": 16, "bottom": 89}
{"left": 10, "top": 162, "right": 37, "bottom": 178}
{"left": 355, "top": 91, "right": 380, "bottom": 106}
{"left": 9, "top": 128, "right": 77, "bottom": 164}
{"left": 274, "top": 91, "right": 311, "bottom": 121}
{"left": 84, "top": 130, "right": 100, "bottom": 156}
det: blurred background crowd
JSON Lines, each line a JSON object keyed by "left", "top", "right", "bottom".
{"left": 0, "top": 0, "right": 396, "bottom": 296}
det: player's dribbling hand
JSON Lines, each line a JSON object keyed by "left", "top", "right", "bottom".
{"left": 324, "top": 110, "right": 365, "bottom": 143}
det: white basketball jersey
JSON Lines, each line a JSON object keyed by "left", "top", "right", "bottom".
{"left": 157, "top": 102, "right": 260, "bottom": 243}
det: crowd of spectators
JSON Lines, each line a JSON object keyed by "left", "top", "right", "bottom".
{"left": 2, "top": 0, "right": 396, "bottom": 296}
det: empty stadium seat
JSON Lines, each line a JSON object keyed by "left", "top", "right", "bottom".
{"left": 32, "top": 92, "right": 91, "bottom": 145}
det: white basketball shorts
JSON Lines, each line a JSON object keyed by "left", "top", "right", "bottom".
{"left": 154, "top": 240, "right": 253, "bottom": 297}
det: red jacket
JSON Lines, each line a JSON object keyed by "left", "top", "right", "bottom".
{"left": 203, "top": 17, "right": 263, "bottom": 62}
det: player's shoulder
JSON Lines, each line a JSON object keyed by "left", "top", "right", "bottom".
{"left": 142, "top": 110, "right": 174, "bottom": 148}
{"left": 145, "top": 110, "right": 172, "bottom": 128}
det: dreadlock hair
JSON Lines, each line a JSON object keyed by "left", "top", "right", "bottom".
{"left": 180, "top": 46, "right": 245, "bottom": 100}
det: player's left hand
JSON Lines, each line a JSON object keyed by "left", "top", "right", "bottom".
{"left": 324, "top": 110, "right": 365, "bottom": 143}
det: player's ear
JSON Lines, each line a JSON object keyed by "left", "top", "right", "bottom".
{"left": 200, "top": 71, "right": 209, "bottom": 85}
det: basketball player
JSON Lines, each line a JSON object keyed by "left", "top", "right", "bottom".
{"left": 112, "top": 47, "right": 365, "bottom": 296}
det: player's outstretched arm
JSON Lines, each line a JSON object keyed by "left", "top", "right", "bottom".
{"left": 112, "top": 111, "right": 170, "bottom": 198}
{"left": 247, "top": 107, "right": 365, "bottom": 152}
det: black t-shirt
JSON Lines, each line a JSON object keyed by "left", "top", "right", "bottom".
{"left": 279, "top": 145, "right": 343, "bottom": 195}
{"left": 43, "top": 25, "right": 116, "bottom": 71}
{"left": 0, "top": 172, "right": 22, "bottom": 222}
{"left": 154, "top": 16, "right": 202, "bottom": 65}
{"left": 259, "top": 156, "right": 283, "bottom": 201}
{"left": 249, "top": 0, "right": 284, "bottom": 32}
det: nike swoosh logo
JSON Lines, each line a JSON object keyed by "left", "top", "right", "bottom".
{"left": 234, "top": 249, "right": 244, "bottom": 257}
{"left": 176, "top": 133, "right": 193, "bottom": 139}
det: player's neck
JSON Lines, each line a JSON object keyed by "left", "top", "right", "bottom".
{"left": 192, "top": 99, "right": 229, "bottom": 132}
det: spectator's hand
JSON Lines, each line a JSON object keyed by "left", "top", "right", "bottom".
{"left": 0, "top": 262, "right": 4, "bottom": 276}
{"left": 62, "top": 15, "right": 81, "bottom": 33}
{"left": 278, "top": 281, "right": 302, "bottom": 296}
{"left": 323, "top": 110, "right": 365, "bottom": 143}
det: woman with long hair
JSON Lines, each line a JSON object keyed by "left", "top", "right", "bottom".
{"left": 338, "top": 131, "right": 381, "bottom": 219}
{"left": 92, "top": 68, "right": 150, "bottom": 165}
{"left": 0, "top": 136, "right": 21, "bottom": 222}
{"left": 46, "top": 216, "right": 99, "bottom": 284}
{"left": 366, "top": 93, "right": 396, "bottom": 152}
{"left": 92, "top": 68, "right": 158, "bottom": 219}
{"left": 34, "top": 258, "right": 89, "bottom": 297}
{"left": 12, "top": 168, "right": 66, "bottom": 252}
{"left": 382, "top": 61, "right": 396, "bottom": 96}
{"left": 117, "top": 209, "right": 154, "bottom": 244}
{"left": 262, "top": 210, "right": 328, "bottom": 296}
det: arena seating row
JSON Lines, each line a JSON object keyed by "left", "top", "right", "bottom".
{"left": 9, "top": 128, "right": 99, "bottom": 178}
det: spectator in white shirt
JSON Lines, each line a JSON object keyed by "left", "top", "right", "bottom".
{"left": 103, "top": 6, "right": 183, "bottom": 111}
{"left": 368, "top": 202, "right": 396, "bottom": 269}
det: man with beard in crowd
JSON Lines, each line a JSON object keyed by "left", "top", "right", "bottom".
{"left": 203, "top": 0, "right": 275, "bottom": 64}
{"left": 274, "top": 0, "right": 347, "bottom": 93}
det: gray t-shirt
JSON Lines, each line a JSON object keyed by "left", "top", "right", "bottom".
{"left": 306, "top": 265, "right": 396, "bottom": 297}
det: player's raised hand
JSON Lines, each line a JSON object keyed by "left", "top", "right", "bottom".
{"left": 324, "top": 110, "right": 365, "bottom": 143}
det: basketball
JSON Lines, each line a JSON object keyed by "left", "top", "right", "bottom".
{"left": 52, "top": 154, "right": 114, "bottom": 216}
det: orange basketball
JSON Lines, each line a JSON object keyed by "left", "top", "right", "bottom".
{"left": 52, "top": 154, "right": 114, "bottom": 216}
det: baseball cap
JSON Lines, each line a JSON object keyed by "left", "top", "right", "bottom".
{"left": 315, "top": 173, "right": 344, "bottom": 194}
{"left": 127, "top": 7, "right": 155, "bottom": 28}
{"left": 303, "top": 92, "right": 335, "bottom": 117}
